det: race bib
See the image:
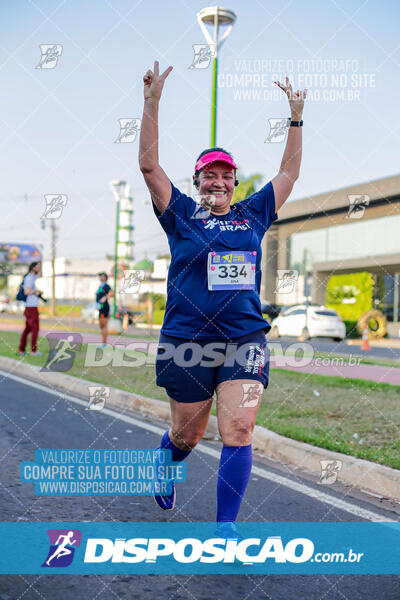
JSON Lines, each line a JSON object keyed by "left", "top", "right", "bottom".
{"left": 207, "top": 251, "right": 256, "bottom": 291}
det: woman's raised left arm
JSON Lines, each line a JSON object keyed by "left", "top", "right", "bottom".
{"left": 271, "top": 77, "right": 307, "bottom": 212}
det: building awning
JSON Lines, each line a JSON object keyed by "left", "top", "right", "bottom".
{"left": 313, "top": 253, "right": 400, "bottom": 275}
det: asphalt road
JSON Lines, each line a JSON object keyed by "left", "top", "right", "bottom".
{"left": 0, "top": 372, "right": 399, "bottom": 600}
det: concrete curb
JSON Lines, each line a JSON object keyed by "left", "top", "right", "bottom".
{"left": 1, "top": 355, "right": 399, "bottom": 502}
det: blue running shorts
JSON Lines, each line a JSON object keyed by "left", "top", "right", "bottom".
{"left": 155, "top": 328, "right": 270, "bottom": 403}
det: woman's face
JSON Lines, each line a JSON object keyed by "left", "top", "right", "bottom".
{"left": 197, "top": 162, "right": 236, "bottom": 214}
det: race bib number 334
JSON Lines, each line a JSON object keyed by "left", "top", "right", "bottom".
{"left": 207, "top": 251, "right": 256, "bottom": 291}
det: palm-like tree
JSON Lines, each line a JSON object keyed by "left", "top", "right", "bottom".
{"left": 232, "top": 170, "right": 262, "bottom": 205}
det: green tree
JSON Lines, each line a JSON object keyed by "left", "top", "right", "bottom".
{"left": 231, "top": 170, "right": 263, "bottom": 205}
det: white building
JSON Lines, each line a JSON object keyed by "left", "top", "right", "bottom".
{"left": 9, "top": 256, "right": 170, "bottom": 303}
{"left": 15, "top": 257, "right": 114, "bottom": 302}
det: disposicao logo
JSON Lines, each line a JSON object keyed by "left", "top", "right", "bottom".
{"left": 83, "top": 536, "right": 314, "bottom": 565}
{"left": 42, "top": 529, "right": 82, "bottom": 567}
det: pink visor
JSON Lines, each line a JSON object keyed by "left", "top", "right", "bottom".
{"left": 194, "top": 151, "right": 237, "bottom": 172}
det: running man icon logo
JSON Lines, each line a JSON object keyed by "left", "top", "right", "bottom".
{"left": 120, "top": 270, "right": 145, "bottom": 294}
{"left": 188, "top": 44, "right": 216, "bottom": 69}
{"left": 42, "top": 194, "right": 68, "bottom": 219}
{"left": 265, "top": 118, "right": 290, "bottom": 143}
{"left": 87, "top": 385, "right": 110, "bottom": 411}
{"left": 222, "top": 254, "right": 233, "bottom": 263}
{"left": 346, "top": 194, "right": 370, "bottom": 219}
{"left": 274, "top": 270, "right": 299, "bottom": 294}
{"left": 318, "top": 460, "right": 342, "bottom": 485}
{"left": 42, "top": 529, "right": 82, "bottom": 568}
{"left": 41, "top": 333, "right": 82, "bottom": 372}
{"left": 191, "top": 194, "right": 216, "bottom": 219}
{"left": 240, "top": 382, "right": 263, "bottom": 408}
{"left": 36, "top": 44, "right": 63, "bottom": 69}
{"left": 114, "top": 118, "right": 141, "bottom": 143}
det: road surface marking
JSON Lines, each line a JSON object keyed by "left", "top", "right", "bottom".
{"left": 1, "top": 370, "right": 395, "bottom": 523}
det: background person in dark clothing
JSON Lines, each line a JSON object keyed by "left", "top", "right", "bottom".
{"left": 96, "top": 272, "right": 114, "bottom": 348}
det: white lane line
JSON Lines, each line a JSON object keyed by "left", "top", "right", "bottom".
{"left": 1, "top": 370, "right": 395, "bottom": 523}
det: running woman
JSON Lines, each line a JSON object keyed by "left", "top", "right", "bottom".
{"left": 139, "top": 61, "right": 306, "bottom": 536}
{"left": 96, "top": 272, "right": 114, "bottom": 348}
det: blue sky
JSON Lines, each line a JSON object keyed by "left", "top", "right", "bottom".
{"left": 1, "top": 0, "right": 399, "bottom": 261}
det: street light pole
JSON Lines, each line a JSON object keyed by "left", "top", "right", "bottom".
{"left": 197, "top": 6, "right": 236, "bottom": 146}
{"left": 109, "top": 180, "right": 126, "bottom": 319}
{"left": 113, "top": 201, "right": 120, "bottom": 319}
{"left": 50, "top": 220, "right": 57, "bottom": 317}
{"left": 211, "top": 53, "right": 218, "bottom": 147}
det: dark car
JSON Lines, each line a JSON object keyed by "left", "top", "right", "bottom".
{"left": 261, "top": 303, "right": 282, "bottom": 321}
{"left": 115, "top": 307, "right": 144, "bottom": 326}
{"left": 382, "top": 307, "right": 400, "bottom": 322}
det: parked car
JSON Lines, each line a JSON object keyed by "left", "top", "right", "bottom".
{"left": 8, "top": 300, "right": 25, "bottom": 314}
{"left": 382, "top": 306, "right": 400, "bottom": 322}
{"left": 0, "top": 294, "right": 10, "bottom": 312}
{"left": 115, "top": 307, "right": 144, "bottom": 326}
{"left": 81, "top": 302, "right": 144, "bottom": 326}
{"left": 81, "top": 302, "right": 99, "bottom": 323}
{"left": 270, "top": 305, "right": 346, "bottom": 341}
{"left": 261, "top": 303, "right": 281, "bottom": 321}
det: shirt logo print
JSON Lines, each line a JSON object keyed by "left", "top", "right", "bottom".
{"left": 202, "top": 218, "right": 251, "bottom": 231}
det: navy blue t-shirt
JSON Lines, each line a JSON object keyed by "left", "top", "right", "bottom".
{"left": 96, "top": 282, "right": 111, "bottom": 309}
{"left": 153, "top": 181, "right": 278, "bottom": 341}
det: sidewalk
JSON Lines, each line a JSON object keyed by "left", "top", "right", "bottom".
{"left": 274, "top": 359, "right": 400, "bottom": 386}
{"left": 347, "top": 338, "right": 400, "bottom": 349}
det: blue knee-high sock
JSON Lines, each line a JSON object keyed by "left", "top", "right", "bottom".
{"left": 159, "top": 430, "right": 192, "bottom": 463}
{"left": 217, "top": 444, "right": 253, "bottom": 523}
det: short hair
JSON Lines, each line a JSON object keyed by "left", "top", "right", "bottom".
{"left": 193, "top": 146, "right": 236, "bottom": 187}
{"left": 98, "top": 272, "right": 108, "bottom": 280}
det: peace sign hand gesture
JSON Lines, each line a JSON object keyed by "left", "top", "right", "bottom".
{"left": 274, "top": 76, "right": 307, "bottom": 120}
{"left": 143, "top": 60, "right": 173, "bottom": 101}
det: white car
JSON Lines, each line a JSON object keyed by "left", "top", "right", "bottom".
{"left": 8, "top": 300, "right": 25, "bottom": 314}
{"left": 270, "top": 305, "right": 346, "bottom": 341}
{"left": 0, "top": 294, "right": 10, "bottom": 312}
{"left": 81, "top": 302, "right": 99, "bottom": 323}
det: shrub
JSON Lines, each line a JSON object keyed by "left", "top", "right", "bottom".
{"left": 326, "top": 272, "right": 374, "bottom": 320}
{"left": 152, "top": 294, "right": 166, "bottom": 311}
{"left": 343, "top": 319, "right": 360, "bottom": 338}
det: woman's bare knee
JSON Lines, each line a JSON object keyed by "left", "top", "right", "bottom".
{"left": 169, "top": 427, "right": 204, "bottom": 450}
{"left": 169, "top": 397, "right": 212, "bottom": 450}
{"left": 219, "top": 418, "right": 254, "bottom": 446}
{"left": 216, "top": 379, "right": 261, "bottom": 445}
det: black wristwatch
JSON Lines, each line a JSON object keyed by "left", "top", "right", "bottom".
{"left": 289, "top": 118, "right": 303, "bottom": 127}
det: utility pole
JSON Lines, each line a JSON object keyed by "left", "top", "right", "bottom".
{"left": 394, "top": 273, "right": 399, "bottom": 323}
{"left": 51, "top": 220, "right": 57, "bottom": 316}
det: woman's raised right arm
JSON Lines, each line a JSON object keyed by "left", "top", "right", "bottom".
{"left": 139, "top": 61, "right": 173, "bottom": 215}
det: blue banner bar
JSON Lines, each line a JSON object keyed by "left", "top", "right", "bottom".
{"left": 0, "top": 522, "right": 398, "bottom": 574}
